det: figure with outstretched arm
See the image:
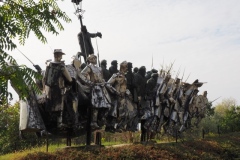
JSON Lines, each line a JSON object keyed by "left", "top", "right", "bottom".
{"left": 77, "top": 25, "right": 102, "bottom": 63}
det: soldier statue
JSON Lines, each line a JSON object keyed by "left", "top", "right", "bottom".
{"left": 109, "top": 60, "right": 119, "bottom": 76}
{"left": 143, "top": 73, "right": 159, "bottom": 132}
{"left": 65, "top": 55, "right": 86, "bottom": 128}
{"left": 194, "top": 91, "right": 208, "bottom": 127}
{"left": 165, "top": 78, "right": 183, "bottom": 134}
{"left": 153, "top": 73, "right": 172, "bottom": 133}
{"left": 79, "top": 54, "right": 111, "bottom": 129}
{"left": 145, "top": 68, "right": 158, "bottom": 80}
{"left": 178, "top": 79, "right": 203, "bottom": 132}
{"left": 133, "top": 66, "right": 149, "bottom": 140}
{"left": 100, "top": 59, "right": 111, "bottom": 82}
{"left": 44, "top": 49, "right": 73, "bottom": 128}
{"left": 77, "top": 25, "right": 102, "bottom": 63}
{"left": 105, "top": 61, "right": 137, "bottom": 133}
{"left": 125, "top": 62, "right": 135, "bottom": 97}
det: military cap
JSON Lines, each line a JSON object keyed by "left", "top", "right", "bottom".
{"left": 53, "top": 49, "right": 65, "bottom": 55}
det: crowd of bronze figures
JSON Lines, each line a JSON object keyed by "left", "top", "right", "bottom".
{"left": 17, "top": 50, "right": 209, "bottom": 138}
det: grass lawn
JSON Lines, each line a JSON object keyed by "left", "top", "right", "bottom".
{"left": 0, "top": 132, "right": 239, "bottom": 160}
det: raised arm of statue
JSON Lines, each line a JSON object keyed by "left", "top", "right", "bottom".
{"left": 79, "top": 66, "right": 93, "bottom": 86}
{"left": 89, "top": 32, "right": 102, "bottom": 38}
{"left": 106, "top": 74, "right": 119, "bottom": 95}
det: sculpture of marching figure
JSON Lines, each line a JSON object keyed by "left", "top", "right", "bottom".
{"left": 143, "top": 73, "right": 159, "bottom": 132}
{"left": 65, "top": 55, "right": 87, "bottom": 129}
{"left": 165, "top": 78, "right": 184, "bottom": 135}
{"left": 125, "top": 62, "right": 135, "bottom": 97}
{"left": 133, "top": 66, "right": 149, "bottom": 141}
{"left": 125, "top": 62, "right": 139, "bottom": 131}
{"left": 100, "top": 59, "right": 111, "bottom": 82}
{"left": 178, "top": 79, "right": 203, "bottom": 133}
{"left": 78, "top": 25, "right": 102, "bottom": 63}
{"left": 194, "top": 91, "right": 208, "bottom": 127}
{"left": 149, "top": 73, "right": 172, "bottom": 134}
{"left": 105, "top": 61, "right": 137, "bottom": 133}
{"left": 8, "top": 62, "right": 46, "bottom": 134}
{"left": 109, "top": 60, "right": 119, "bottom": 76}
{"left": 79, "top": 54, "right": 111, "bottom": 129}
{"left": 44, "top": 49, "right": 73, "bottom": 129}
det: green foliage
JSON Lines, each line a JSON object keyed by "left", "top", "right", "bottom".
{"left": 199, "top": 98, "right": 240, "bottom": 133}
{"left": 0, "top": 102, "right": 45, "bottom": 155}
{"left": 220, "top": 106, "right": 240, "bottom": 132}
{"left": 0, "top": 102, "right": 21, "bottom": 154}
{"left": 0, "top": 0, "right": 71, "bottom": 99}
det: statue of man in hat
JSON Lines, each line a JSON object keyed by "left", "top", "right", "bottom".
{"left": 79, "top": 54, "right": 111, "bottom": 129}
{"left": 78, "top": 25, "right": 102, "bottom": 63}
{"left": 44, "top": 49, "right": 73, "bottom": 128}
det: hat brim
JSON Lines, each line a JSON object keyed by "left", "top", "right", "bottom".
{"left": 54, "top": 52, "right": 65, "bottom": 55}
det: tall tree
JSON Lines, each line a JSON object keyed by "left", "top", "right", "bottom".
{"left": 0, "top": 0, "right": 71, "bottom": 100}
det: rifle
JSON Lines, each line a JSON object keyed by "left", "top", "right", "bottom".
{"left": 205, "top": 96, "right": 221, "bottom": 107}
{"left": 16, "top": 48, "right": 42, "bottom": 73}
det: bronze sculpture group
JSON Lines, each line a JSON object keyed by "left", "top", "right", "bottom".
{"left": 16, "top": 0, "right": 211, "bottom": 142}
{"left": 17, "top": 46, "right": 209, "bottom": 141}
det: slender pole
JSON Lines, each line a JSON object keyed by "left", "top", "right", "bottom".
{"left": 86, "top": 107, "right": 92, "bottom": 145}
{"left": 46, "top": 133, "right": 49, "bottom": 152}
{"left": 175, "top": 129, "right": 178, "bottom": 143}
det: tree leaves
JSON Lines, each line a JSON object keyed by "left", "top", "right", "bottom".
{"left": 0, "top": 0, "right": 71, "bottom": 100}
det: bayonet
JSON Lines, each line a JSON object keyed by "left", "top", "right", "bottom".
{"left": 185, "top": 72, "right": 191, "bottom": 83}
{"left": 202, "top": 96, "right": 221, "bottom": 109}
{"left": 166, "top": 59, "right": 175, "bottom": 75}
{"left": 209, "top": 96, "right": 221, "bottom": 104}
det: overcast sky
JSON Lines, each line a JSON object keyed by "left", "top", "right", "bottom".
{"left": 9, "top": 0, "right": 240, "bottom": 105}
